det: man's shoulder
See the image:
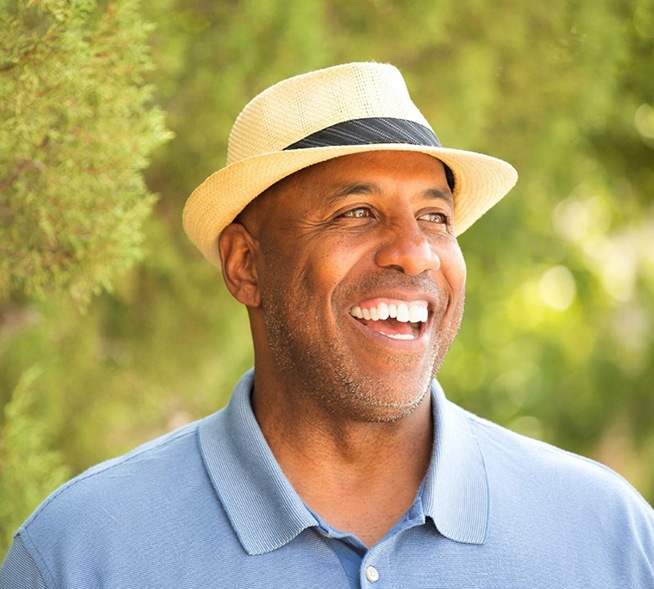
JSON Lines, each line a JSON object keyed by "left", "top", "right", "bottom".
{"left": 461, "top": 405, "right": 654, "bottom": 520}
{"left": 9, "top": 416, "right": 239, "bottom": 587}
{"left": 3, "top": 401, "right": 295, "bottom": 588}
{"left": 21, "top": 419, "right": 205, "bottom": 539}
{"left": 464, "top": 406, "right": 628, "bottom": 484}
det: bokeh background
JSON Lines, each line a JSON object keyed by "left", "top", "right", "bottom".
{"left": 1, "top": 0, "right": 653, "bottom": 556}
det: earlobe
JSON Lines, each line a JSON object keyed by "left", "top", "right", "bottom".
{"left": 219, "top": 224, "right": 261, "bottom": 307}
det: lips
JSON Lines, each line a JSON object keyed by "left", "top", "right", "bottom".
{"left": 349, "top": 298, "right": 429, "bottom": 341}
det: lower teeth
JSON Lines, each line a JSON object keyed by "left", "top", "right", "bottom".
{"left": 379, "top": 331, "right": 416, "bottom": 341}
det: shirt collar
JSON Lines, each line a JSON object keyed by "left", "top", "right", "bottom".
{"left": 198, "top": 369, "right": 316, "bottom": 555}
{"left": 199, "top": 369, "right": 489, "bottom": 555}
{"left": 422, "top": 379, "right": 489, "bottom": 544}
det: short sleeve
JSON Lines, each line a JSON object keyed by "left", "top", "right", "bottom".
{"left": 0, "top": 534, "right": 49, "bottom": 589}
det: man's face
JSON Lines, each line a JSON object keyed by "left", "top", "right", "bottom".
{"left": 242, "top": 151, "right": 466, "bottom": 422}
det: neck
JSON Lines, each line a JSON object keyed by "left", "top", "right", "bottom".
{"left": 251, "top": 371, "right": 434, "bottom": 546}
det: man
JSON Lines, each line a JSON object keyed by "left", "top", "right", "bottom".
{"left": 1, "top": 62, "right": 653, "bottom": 588}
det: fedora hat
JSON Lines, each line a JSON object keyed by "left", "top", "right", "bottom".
{"left": 183, "top": 62, "right": 518, "bottom": 266}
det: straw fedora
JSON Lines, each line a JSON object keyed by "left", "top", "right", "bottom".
{"left": 183, "top": 62, "right": 518, "bottom": 267}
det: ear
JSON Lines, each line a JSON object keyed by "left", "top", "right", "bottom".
{"left": 219, "top": 223, "right": 261, "bottom": 307}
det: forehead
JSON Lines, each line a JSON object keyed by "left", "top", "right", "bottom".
{"left": 267, "top": 151, "right": 450, "bottom": 206}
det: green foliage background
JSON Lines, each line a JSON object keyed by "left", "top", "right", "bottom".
{"left": 1, "top": 0, "right": 653, "bottom": 557}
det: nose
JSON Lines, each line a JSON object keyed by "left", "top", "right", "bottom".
{"left": 374, "top": 220, "right": 441, "bottom": 275}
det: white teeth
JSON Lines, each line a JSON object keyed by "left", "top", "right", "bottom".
{"left": 409, "top": 304, "right": 423, "bottom": 323}
{"left": 396, "top": 304, "right": 410, "bottom": 322}
{"left": 380, "top": 332, "right": 416, "bottom": 340}
{"left": 378, "top": 302, "right": 389, "bottom": 320}
{"left": 349, "top": 301, "right": 428, "bottom": 323}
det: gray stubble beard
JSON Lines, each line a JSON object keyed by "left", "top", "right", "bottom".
{"left": 260, "top": 292, "right": 463, "bottom": 424}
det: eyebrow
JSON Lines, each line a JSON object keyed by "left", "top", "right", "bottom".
{"left": 324, "top": 182, "right": 454, "bottom": 207}
{"left": 324, "top": 183, "right": 378, "bottom": 206}
{"left": 424, "top": 187, "right": 454, "bottom": 205}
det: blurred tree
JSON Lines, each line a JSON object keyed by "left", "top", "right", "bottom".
{"left": 0, "top": 0, "right": 171, "bottom": 306}
{"left": 0, "top": 367, "right": 70, "bottom": 556}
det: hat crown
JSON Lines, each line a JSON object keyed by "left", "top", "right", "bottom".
{"left": 226, "top": 62, "right": 432, "bottom": 165}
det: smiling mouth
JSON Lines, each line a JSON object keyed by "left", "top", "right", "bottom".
{"left": 349, "top": 300, "right": 429, "bottom": 340}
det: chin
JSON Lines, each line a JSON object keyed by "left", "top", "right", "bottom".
{"left": 336, "top": 371, "right": 432, "bottom": 423}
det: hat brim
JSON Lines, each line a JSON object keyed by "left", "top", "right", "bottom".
{"left": 183, "top": 144, "right": 518, "bottom": 267}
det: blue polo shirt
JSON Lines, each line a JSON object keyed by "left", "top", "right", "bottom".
{"left": 2, "top": 369, "right": 653, "bottom": 588}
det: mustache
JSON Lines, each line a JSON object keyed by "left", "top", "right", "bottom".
{"left": 342, "top": 271, "right": 446, "bottom": 304}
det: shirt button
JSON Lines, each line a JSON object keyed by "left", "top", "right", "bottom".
{"left": 365, "top": 565, "right": 380, "bottom": 583}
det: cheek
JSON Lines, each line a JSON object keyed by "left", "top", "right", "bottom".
{"left": 441, "top": 245, "right": 467, "bottom": 294}
{"left": 267, "top": 254, "right": 342, "bottom": 316}
{"left": 304, "top": 241, "right": 362, "bottom": 293}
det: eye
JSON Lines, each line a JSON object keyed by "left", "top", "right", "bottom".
{"left": 419, "top": 211, "right": 450, "bottom": 225}
{"left": 341, "top": 207, "right": 373, "bottom": 219}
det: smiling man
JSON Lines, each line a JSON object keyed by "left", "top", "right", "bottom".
{"left": 2, "top": 63, "right": 653, "bottom": 589}
{"left": 222, "top": 151, "right": 465, "bottom": 547}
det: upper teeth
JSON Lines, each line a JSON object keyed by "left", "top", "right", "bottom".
{"left": 350, "top": 302, "right": 428, "bottom": 323}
